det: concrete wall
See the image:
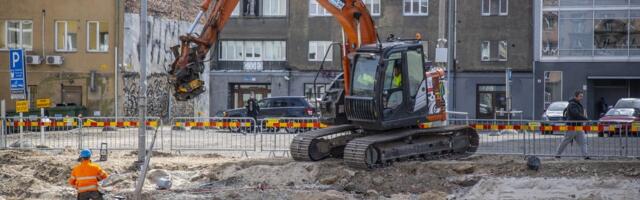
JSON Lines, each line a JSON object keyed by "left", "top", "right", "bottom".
{"left": 0, "top": 0, "right": 122, "bottom": 115}
{"left": 456, "top": 0, "right": 533, "bottom": 72}
{"left": 533, "top": 62, "right": 640, "bottom": 120}
{"left": 453, "top": 72, "right": 534, "bottom": 119}
{"left": 122, "top": 0, "right": 210, "bottom": 119}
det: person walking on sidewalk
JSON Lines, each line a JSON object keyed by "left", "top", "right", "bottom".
{"left": 69, "top": 149, "right": 109, "bottom": 200}
{"left": 555, "top": 90, "right": 590, "bottom": 159}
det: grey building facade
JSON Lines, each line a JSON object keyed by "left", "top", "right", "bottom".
{"left": 210, "top": 0, "right": 446, "bottom": 115}
{"left": 533, "top": 0, "right": 640, "bottom": 120}
{"left": 209, "top": 0, "right": 537, "bottom": 120}
{"left": 453, "top": 0, "right": 535, "bottom": 119}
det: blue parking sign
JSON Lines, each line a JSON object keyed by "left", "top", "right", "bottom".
{"left": 9, "top": 48, "right": 27, "bottom": 100}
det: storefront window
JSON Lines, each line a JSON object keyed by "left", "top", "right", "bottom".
{"left": 476, "top": 85, "right": 506, "bottom": 119}
{"left": 543, "top": 71, "right": 562, "bottom": 110}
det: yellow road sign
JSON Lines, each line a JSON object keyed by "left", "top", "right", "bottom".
{"left": 16, "top": 100, "right": 29, "bottom": 113}
{"left": 36, "top": 98, "right": 51, "bottom": 108}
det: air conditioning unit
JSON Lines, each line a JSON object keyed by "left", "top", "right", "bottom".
{"left": 46, "top": 55, "right": 64, "bottom": 65}
{"left": 26, "top": 55, "right": 42, "bottom": 65}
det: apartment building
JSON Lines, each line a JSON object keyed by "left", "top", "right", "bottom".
{"left": 533, "top": 0, "right": 640, "bottom": 119}
{"left": 454, "top": 0, "right": 534, "bottom": 119}
{"left": 0, "top": 0, "right": 122, "bottom": 116}
{"left": 210, "top": 0, "right": 444, "bottom": 114}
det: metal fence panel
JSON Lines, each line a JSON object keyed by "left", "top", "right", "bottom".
{"left": 4, "top": 116, "right": 81, "bottom": 149}
{"left": 170, "top": 117, "right": 256, "bottom": 152}
{"left": 80, "top": 117, "right": 163, "bottom": 150}
{"left": 450, "top": 119, "right": 528, "bottom": 155}
{"left": 259, "top": 117, "right": 327, "bottom": 154}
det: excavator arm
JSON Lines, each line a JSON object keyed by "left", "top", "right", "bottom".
{"left": 315, "top": 0, "right": 378, "bottom": 95}
{"left": 169, "top": 0, "right": 240, "bottom": 101}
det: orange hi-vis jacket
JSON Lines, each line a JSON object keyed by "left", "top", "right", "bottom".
{"left": 68, "top": 160, "right": 108, "bottom": 193}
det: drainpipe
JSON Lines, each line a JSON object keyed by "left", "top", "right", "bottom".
{"left": 41, "top": 10, "right": 46, "bottom": 59}
{"left": 114, "top": 0, "right": 120, "bottom": 120}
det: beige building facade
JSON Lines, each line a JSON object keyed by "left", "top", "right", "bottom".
{"left": 0, "top": 0, "right": 123, "bottom": 115}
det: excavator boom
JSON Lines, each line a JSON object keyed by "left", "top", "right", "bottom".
{"left": 169, "top": 0, "right": 239, "bottom": 101}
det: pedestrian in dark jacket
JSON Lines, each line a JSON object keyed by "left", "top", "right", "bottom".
{"left": 246, "top": 93, "right": 260, "bottom": 132}
{"left": 556, "top": 90, "right": 589, "bottom": 159}
{"left": 597, "top": 97, "right": 608, "bottom": 117}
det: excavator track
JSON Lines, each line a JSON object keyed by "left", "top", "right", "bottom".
{"left": 343, "top": 125, "right": 479, "bottom": 169}
{"left": 290, "top": 124, "right": 359, "bottom": 161}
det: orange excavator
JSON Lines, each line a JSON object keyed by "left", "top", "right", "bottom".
{"left": 290, "top": 0, "right": 479, "bottom": 169}
{"left": 171, "top": 0, "right": 479, "bottom": 169}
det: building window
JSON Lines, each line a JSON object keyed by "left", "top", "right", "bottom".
{"left": 304, "top": 83, "right": 328, "bottom": 103}
{"left": 243, "top": 0, "right": 259, "bottom": 16}
{"left": 403, "top": 0, "right": 428, "bottom": 16}
{"left": 263, "top": 0, "right": 287, "bottom": 16}
{"left": 481, "top": 41, "right": 491, "bottom": 61}
{"left": 543, "top": 71, "right": 562, "bottom": 110}
{"left": 231, "top": 4, "right": 241, "bottom": 16}
{"left": 55, "top": 21, "right": 78, "bottom": 52}
{"left": 87, "top": 21, "right": 109, "bottom": 52}
{"left": 476, "top": 85, "right": 506, "bottom": 119}
{"left": 1, "top": 20, "right": 33, "bottom": 50}
{"left": 594, "top": 10, "right": 628, "bottom": 56}
{"left": 498, "top": 40, "right": 508, "bottom": 61}
{"left": 220, "top": 41, "right": 244, "bottom": 60}
{"left": 263, "top": 41, "right": 286, "bottom": 61}
{"left": 308, "top": 41, "right": 333, "bottom": 61}
{"left": 542, "top": 11, "right": 559, "bottom": 56}
{"left": 219, "top": 40, "right": 286, "bottom": 61}
{"left": 363, "top": 0, "right": 381, "bottom": 16}
{"left": 482, "top": 0, "right": 508, "bottom": 16}
{"left": 309, "top": 0, "right": 331, "bottom": 16}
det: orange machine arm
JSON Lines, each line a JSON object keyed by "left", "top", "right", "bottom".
{"left": 315, "top": 0, "right": 378, "bottom": 95}
{"left": 170, "top": 0, "right": 240, "bottom": 100}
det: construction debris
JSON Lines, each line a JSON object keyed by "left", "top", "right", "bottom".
{"left": 0, "top": 151, "right": 639, "bottom": 199}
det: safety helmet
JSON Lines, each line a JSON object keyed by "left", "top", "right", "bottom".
{"left": 80, "top": 149, "right": 92, "bottom": 158}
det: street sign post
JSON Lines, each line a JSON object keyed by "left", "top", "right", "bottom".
{"left": 16, "top": 100, "right": 29, "bottom": 113}
{"left": 9, "top": 49, "right": 27, "bottom": 100}
{"left": 36, "top": 98, "right": 51, "bottom": 108}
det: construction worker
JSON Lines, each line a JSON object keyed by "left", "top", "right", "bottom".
{"left": 69, "top": 149, "right": 108, "bottom": 200}
{"left": 356, "top": 72, "right": 375, "bottom": 88}
{"left": 392, "top": 63, "right": 402, "bottom": 88}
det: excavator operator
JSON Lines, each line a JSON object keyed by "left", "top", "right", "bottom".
{"left": 392, "top": 61, "right": 402, "bottom": 88}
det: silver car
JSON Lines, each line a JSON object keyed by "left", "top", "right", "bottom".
{"left": 542, "top": 101, "right": 569, "bottom": 135}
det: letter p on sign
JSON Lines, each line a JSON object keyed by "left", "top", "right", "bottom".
{"left": 12, "top": 52, "right": 20, "bottom": 67}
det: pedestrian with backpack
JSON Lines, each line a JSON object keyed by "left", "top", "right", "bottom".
{"left": 555, "top": 90, "right": 590, "bottom": 159}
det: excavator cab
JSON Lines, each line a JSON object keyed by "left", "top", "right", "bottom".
{"left": 346, "top": 40, "right": 429, "bottom": 131}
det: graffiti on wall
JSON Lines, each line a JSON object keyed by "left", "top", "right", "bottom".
{"left": 123, "top": 13, "right": 210, "bottom": 118}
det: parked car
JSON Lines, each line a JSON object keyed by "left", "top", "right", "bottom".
{"left": 613, "top": 98, "right": 640, "bottom": 110}
{"left": 597, "top": 108, "right": 640, "bottom": 137}
{"left": 541, "top": 101, "right": 569, "bottom": 135}
{"left": 217, "top": 96, "right": 317, "bottom": 133}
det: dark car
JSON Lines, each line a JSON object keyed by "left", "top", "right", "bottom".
{"left": 597, "top": 108, "right": 640, "bottom": 137}
{"left": 217, "top": 96, "right": 317, "bottom": 133}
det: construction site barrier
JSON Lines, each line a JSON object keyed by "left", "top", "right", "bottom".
{"left": 2, "top": 115, "right": 639, "bottom": 159}
{"left": 259, "top": 118, "right": 327, "bottom": 156}
{"left": 170, "top": 117, "right": 257, "bottom": 154}
{"left": 2, "top": 116, "right": 162, "bottom": 151}
{"left": 80, "top": 117, "right": 163, "bottom": 151}
{"left": 3, "top": 116, "right": 81, "bottom": 149}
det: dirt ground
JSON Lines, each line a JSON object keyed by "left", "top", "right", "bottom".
{"left": 1, "top": 149, "right": 639, "bottom": 200}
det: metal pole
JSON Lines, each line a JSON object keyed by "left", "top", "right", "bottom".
{"left": 447, "top": 0, "right": 455, "bottom": 112}
{"left": 1, "top": 100, "right": 5, "bottom": 148}
{"left": 40, "top": 108, "right": 44, "bottom": 146}
{"left": 137, "top": 0, "right": 148, "bottom": 165}
{"left": 19, "top": 112, "right": 23, "bottom": 148}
